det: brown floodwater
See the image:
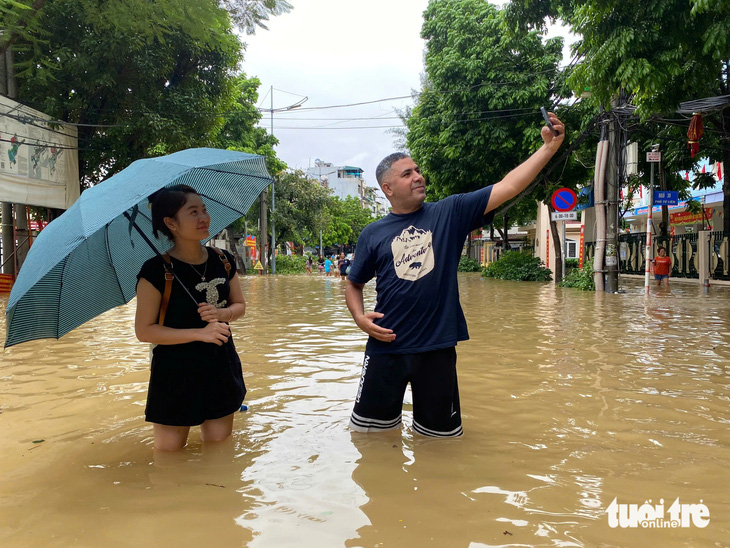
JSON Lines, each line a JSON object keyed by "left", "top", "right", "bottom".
{"left": 1, "top": 274, "right": 729, "bottom": 547}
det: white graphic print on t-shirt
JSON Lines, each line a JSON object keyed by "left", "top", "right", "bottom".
{"left": 195, "top": 278, "right": 228, "bottom": 307}
{"left": 391, "top": 226, "right": 434, "bottom": 281}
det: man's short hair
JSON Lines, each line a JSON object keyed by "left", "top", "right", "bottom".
{"left": 376, "top": 152, "right": 410, "bottom": 186}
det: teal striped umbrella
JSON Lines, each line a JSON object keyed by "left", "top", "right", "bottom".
{"left": 5, "top": 148, "right": 272, "bottom": 348}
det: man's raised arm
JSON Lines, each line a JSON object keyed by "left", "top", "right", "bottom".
{"left": 485, "top": 112, "right": 565, "bottom": 214}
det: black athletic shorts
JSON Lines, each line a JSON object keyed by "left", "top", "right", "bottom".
{"left": 349, "top": 346, "right": 462, "bottom": 437}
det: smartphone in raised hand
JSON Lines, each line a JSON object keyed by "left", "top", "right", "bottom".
{"left": 540, "top": 107, "right": 559, "bottom": 136}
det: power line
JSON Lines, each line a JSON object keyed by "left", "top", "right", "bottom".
{"left": 264, "top": 109, "right": 542, "bottom": 130}
{"left": 1, "top": 110, "right": 78, "bottom": 139}
{"left": 3, "top": 67, "right": 570, "bottom": 128}
{"left": 272, "top": 106, "right": 539, "bottom": 121}
{"left": 0, "top": 137, "right": 87, "bottom": 151}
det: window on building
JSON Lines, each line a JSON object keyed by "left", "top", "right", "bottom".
{"left": 567, "top": 240, "right": 578, "bottom": 259}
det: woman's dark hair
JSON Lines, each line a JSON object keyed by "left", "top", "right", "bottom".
{"left": 149, "top": 184, "right": 199, "bottom": 240}
{"left": 657, "top": 246, "right": 667, "bottom": 253}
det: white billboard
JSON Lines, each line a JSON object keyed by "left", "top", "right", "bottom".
{"left": 0, "top": 95, "right": 80, "bottom": 209}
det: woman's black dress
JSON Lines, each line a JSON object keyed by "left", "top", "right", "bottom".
{"left": 137, "top": 247, "right": 246, "bottom": 426}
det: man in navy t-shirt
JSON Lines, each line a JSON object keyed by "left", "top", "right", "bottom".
{"left": 345, "top": 112, "right": 565, "bottom": 437}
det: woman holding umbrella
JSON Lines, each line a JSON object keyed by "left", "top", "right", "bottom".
{"left": 135, "top": 184, "right": 247, "bottom": 451}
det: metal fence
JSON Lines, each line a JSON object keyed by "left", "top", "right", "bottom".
{"left": 709, "top": 231, "right": 730, "bottom": 281}
{"left": 584, "top": 231, "right": 730, "bottom": 281}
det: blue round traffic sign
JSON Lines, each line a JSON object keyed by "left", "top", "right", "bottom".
{"left": 551, "top": 188, "right": 578, "bottom": 212}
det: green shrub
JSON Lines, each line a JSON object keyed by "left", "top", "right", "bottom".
{"left": 559, "top": 264, "right": 595, "bottom": 291}
{"left": 458, "top": 256, "right": 482, "bottom": 272}
{"left": 481, "top": 250, "right": 552, "bottom": 282}
{"left": 271, "top": 254, "right": 307, "bottom": 274}
{"left": 565, "top": 258, "right": 579, "bottom": 271}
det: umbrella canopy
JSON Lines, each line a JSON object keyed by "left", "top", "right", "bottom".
{"left": 5, "top": 148, "right": 272, "bottom": 348}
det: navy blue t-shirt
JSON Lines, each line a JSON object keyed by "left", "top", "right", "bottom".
{"left": 348, "top": 185, "right": 495, "bottom": 355}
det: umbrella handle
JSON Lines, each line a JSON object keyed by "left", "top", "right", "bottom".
{"left": 122, "top": 211, "right": 200, "bottom": 308}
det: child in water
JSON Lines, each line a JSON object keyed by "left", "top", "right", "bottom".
{"left": 652, "top": 246, "right": 671, "bottom": 288}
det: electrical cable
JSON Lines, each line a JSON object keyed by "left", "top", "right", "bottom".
{"left": 0, "top": 137, "right": 89, "bottom": 151}
{"left": 4, "top": 65, "right": 572, "bottom": 128}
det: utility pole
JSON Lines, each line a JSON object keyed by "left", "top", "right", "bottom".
{"left": 258, "top": 86, "right": 306, "bottom": 273}
{"left": 645, "top": 144, "right": 660, "bottom": 293}
{"left": 258, "top": 187, "right": 268, "bottom": 273}
{"left": 604, "top": 108, "right": 620, "bottom": 292}
{"left": 270, "top": 86, "right": 276, "bottom": 275}
{"left": 1, "top": 38, "right": 18, "bottom": 276}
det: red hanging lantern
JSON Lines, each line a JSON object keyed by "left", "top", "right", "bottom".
{"left": 687, "top": 113, "right": 704, "bottom": 158}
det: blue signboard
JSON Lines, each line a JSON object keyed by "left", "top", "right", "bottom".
{"left": 575, "top": 186, "right": 594, "bottom": 211}
{"left": 653, "top": 190, "right": 679, "bottom": 206}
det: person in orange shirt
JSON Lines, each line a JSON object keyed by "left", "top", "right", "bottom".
{"left": 652, "top": 246, "right": 671, "bottom": 287}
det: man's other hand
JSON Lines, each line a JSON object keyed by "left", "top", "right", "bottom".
{"left": 355, "top": 312, "right": 396, "bottom": 342}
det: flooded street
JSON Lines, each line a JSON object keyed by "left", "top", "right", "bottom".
{"left": 1, "top": 274, "right": 730, "bottom": 547}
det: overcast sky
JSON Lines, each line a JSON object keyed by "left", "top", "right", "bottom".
{"left": 241, "top": 0, "right": 430, "bottom": 189}
{"left": 241, "top": 0, "right": 572, "bottom": 190}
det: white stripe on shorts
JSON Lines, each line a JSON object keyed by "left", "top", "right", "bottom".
{"left": 349, "top": 411, "right": 402, "bottom": 432}
{"left": 412, "top": 420, "right": 463, "bottom": 438}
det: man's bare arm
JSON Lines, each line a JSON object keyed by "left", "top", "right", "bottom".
{"left": 486, "top": 113, "right": 565, "bottom": 213}
{"left": 345, "top": 280, "right": 396, "bottom": 342}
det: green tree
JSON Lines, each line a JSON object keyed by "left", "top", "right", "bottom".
{"left": 0, "top": 0, "right": 50, "bottom": 58}
{"left": 407, "top": 0, "right": 564, "bottom": 200}
{"left": 506, "top": 0, "right": 730, "bottom": 232}
{"left": 221, "top": 0, "right": 293, "bottom": 35}
{"left": 6, "top": 0, "right": 292, "bottom": 187}
{"left": 268, "top": 170, "right": 331, "bottom": 249}
{"left": 1, "top": 0, "right": 293, "bottom": 54}
{"left": 213, "top": 73, "right": 285, "bottom": 175}
{"left": 340, "top": 195, "right": 377, "bottom": 244}
{"left": 321, "top": 196, "right": 352, "bottom": 249}
{"left": 12, "top": 0, "right": 242, "bottom": 185}
{"left": 320, "top": 195, "right": 379, "bottom": 249}
{"left": 405, "top": 0, "right": 596, "bottom": 279}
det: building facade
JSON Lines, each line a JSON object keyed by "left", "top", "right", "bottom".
{"left": 306, "top": 160, "right": 388, "bottom": 217}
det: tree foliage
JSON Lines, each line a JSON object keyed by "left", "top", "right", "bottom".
{"left": 482, "top": 250, "right": 552, "bottom": 281}
{"left": 322, "top": 195, "right": 380, "bottom": 248}
{"left": 506, "top": 0, "right": 730, "bottom": 231}
{"left": 0, "top": 0, "right": 50, "bottom": 60}
{"left": 340, "top": 195, "right": 378, "bottom": 244}
{"left": 508, "top": 0, "right": 729, "bottom": 117}
{"left": 407, "top": 0, "right": 565, "bottom": 202}
{"left": 558, "top": 263, "right": 594, "bottom": 290}
{"left": 403, "top": 0, "right": 597, "bottom": 275}
{"left": 268, "top": 170, "right": 331, "bottom": 247}
{"left": 239, "top": 171, "right": 379, "bottom": 253}
{"left": 6, "top": 0, "right": 292, "bottom": 188}
{"left": 220, "top": 0, "right": 293, "bottom": 35}
{"left": 320, "top": 196, "right": 352, "bottom": 249}
{"left": 213, "top": 73, "right": 285, "bottom": 175}
{"left": 11, "top": 0, "right": 242, "bottom": 185}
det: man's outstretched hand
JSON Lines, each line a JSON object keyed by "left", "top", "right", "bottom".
{"left": 541, "top": 111, "right": 565, "bottom": 153}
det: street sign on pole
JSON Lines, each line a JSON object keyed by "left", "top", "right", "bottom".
{"left": 653, "top": 190, "right": 679, "bottom": 205}
{"left": 551, "top": 211, "right": 578, "bottom": 221}
{"left": 647, "top": 151, "right": 662, "bottom": 162}
{"left": 551, "top": 188, "right": 578, "bottom": 212}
